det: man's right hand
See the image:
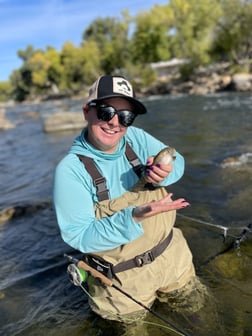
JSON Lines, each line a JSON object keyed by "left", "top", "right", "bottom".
{"left": 132, "top": 193, "right": 190, "bottom": 222}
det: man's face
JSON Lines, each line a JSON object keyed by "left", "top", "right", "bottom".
{"left": 83, "top": 97, "right": 134, "bottom": 153}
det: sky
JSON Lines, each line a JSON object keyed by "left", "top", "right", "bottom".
{"left": 0, "top": 0, "right": 168, "bottom": 81}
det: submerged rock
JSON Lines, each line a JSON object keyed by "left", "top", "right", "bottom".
{"left": 0, "top": 201, "right": 52, "bottom": 223}
{"left": 43, "top": 112, "right": 86, "bottom": 132}
{"left": 208, "top": 249, "right": 251, "bottom": 280}
{"left": 0, "top": 108, "right": 14, "bottom": 130}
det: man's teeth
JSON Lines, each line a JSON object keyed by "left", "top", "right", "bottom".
{"left": 104, "top": 129, "right": 116, "bottom": 134}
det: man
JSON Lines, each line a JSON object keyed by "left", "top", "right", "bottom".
{"left": 53, "top": 75, "right": 205, "bottom": 323}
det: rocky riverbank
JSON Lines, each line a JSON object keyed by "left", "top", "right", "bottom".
{"left": 144, "top": 69, "right": 252, "bottom": 96}
{"left": 1, "top": 65, "right": 252, "bottom": 132}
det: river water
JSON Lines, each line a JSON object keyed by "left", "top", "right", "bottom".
{"left": 0, "top": 93, "right": 251, "bottom": 336}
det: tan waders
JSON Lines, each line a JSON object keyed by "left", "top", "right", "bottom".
{"left": 87, "top": 186, "right": 200, "bottom": 322}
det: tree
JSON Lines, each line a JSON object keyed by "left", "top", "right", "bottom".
{"left": 61, "top": 42, "right": 89, "bottom": 92}
{"left": 10, "top": 68, "right": 32, "bottom": 101}
{"left": 17, "top": 45, "right": 37, "bottom": 62}
{"left": 10, "top": 45, "right": 36, "bottom": 101}
{"left": 0, "top": 81, "right": 12, "bottom": 102}
{"left": 170, "top": 0, "right": 222, "bottom": 63}
{"left": 131, "top": 5, "right": 173, "bottom": 63}
{"left": 211, "top": 0, "right": 252, "bottom": 64}
{"left": 79, "top": 40, "right": 101, "bottom": 83}
{"left": 11, "top": 46, "right": 64, "bottom": 100}
{"left": 46, "top": 47, "right": 64, "bottom": 90}
{"left": 25, "top": 47, "right": 64, "bottom": 96}
{"left": 82, "top": 15, "right": 130, "bottom": 73}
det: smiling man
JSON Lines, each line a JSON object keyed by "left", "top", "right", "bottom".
{"left": 53, "top": 75, "right": 209, "bottom": 329}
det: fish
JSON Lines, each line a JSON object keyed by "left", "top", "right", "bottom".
{"left": 131, "top": 147, "right": 176, "bottom": 192}
{"left": 143, "top": 147, "right": 176, "bottom": 181}
{"left": 151, "top": 147, "right": 176, "bottom": 166}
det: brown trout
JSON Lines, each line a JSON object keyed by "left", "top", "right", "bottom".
{"left": 131, "top": 147, "right": 176, "bottom": 191}
{"left": 151, "top": 147, "right": 176, "bottom": 166}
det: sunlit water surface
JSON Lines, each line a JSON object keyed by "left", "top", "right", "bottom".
{"left": 0, "top": 93, "right": 251, "bottom": 335}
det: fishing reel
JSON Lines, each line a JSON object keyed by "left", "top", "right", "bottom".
{"left": 67, "top": 263, "right": 87, "bottom": 287}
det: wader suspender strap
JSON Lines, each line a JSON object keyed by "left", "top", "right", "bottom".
{"left": 125, "top": 142, "right": 144, "bottom": 179}
{"left": 77, "top": 142, "right": 144, "bottom": 201}
{"left": 77, "top": 155, "right": 109, "bottom": 201}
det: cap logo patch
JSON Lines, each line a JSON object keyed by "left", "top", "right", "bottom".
{"left": 113, "top": 77, "right": 133, "bottom": 97}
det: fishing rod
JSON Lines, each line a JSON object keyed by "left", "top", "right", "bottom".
{"left": 64, "top": 253, "right": 192, "bottom": 336}
{"left": 177, "top": 213, "right": 251, "bottom": 240}
{"left": 177, "top": 214, "right": 252, "bottom": 265}
{"left": 202, "top": 222, "right": 252, "bottom": 266}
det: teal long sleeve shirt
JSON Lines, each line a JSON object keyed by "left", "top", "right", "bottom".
{"left": 53, "top": 126, "right": 185, "bottom": 253}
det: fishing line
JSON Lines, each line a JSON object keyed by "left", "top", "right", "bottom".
{"left": 65, "top": 254, "right": 192, "bottom": 336}
{"left": 79, "top": 281, "right": 187, "bottom": 336}
{"left": 201, "top": 222, "right": 252, "bottom": 265}
{"left": 177, "top": 213, "right": 251, "bottom": 238}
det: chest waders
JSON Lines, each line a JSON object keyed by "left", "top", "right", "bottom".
{"left": 75, "top": 142, "right": 195, "bottom": 322}
{"left": 77, "top": 142, "right": 174, "bottom": 276}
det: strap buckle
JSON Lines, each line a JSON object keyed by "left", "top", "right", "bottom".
{"left": 94, "top": 176, "right": 108, "bottom": 193}
{"left": 134, "top": 250, "right": 155, "bottom": 267}
{"left": 94, "top": 176, "right": 109, "bottom": 201}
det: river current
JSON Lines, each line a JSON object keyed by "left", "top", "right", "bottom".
{"left": 0, "top": 92, "right": 251, "bottom": 335}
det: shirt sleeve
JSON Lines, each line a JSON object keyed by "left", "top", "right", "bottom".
{"left": 53, "top": 155, "right": 144, "bottom": 253}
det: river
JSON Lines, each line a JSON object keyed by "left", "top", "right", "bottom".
{"left": 0, "top": 92, "right": 251, "bottom": 336}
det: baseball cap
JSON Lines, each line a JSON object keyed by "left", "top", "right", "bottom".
{"left": 86, "top": 75, "right": 147, "bottom": 114}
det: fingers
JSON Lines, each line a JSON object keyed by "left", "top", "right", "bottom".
{"left": 171, "top": 199, "right": 190, "bottom": 209}
{"left": 132, "top": 195, "right": 190, "bottom": 222}
{"left": 160, "top": 193, "right": 190, "bottom": 209}
{"left": 145, "top": 164, "right": 173, "bottom": 183}
{"left": 148, "top": 194, "right": 190, "bottom": 213}
{"left": 146, "top": 157, "right": 154, "bottom": 166}
{"left": 157, "top": 199, "right": 190, "bottom": 211}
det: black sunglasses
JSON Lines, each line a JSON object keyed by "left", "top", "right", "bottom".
{"left": 89, "top": 102, "right": 136, "bottom": 127}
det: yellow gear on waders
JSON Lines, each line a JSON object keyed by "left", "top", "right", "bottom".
{"left": 88, "top": 185, "right": 196, "bottom": 321}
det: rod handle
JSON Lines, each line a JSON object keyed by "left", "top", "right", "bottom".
{"left": 77, "top": 260, "right": 113, "bottom": 287}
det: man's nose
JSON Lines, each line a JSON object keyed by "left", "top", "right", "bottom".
{"left": 108, "top": 113, "right": 120, "bottom": 125}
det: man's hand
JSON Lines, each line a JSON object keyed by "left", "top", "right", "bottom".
{"left": 132, "top": 193, "right": 190, "bottom": 222}
{"left": 144, "top": 157, "right": 173, "bottom": 184}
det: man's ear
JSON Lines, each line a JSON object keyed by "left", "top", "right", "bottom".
{"left": 82, "top": 104, "right": 88, "bottom": 120}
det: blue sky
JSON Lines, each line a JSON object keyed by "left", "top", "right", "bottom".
{"left": 0, "top": 0, "right": 168, "bottom": 81}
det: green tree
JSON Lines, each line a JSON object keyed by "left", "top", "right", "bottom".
{"left": 11, "top": 46, "right": 63, "bottom": 100}
{"left": 211, "top": 0, "right": 252, "bottom": 65}
{"left": 46, "top": 47, "right": 64, "bottom": 90}
{"left": 83, "top": 15, "right": 130, "bottom": 73}
{"left": 79, "top": 40, "right": 101, "bottom": 83}
{"left": 131, "top": 5, "right": 173, "bottom": 63}
{"left": 170, "top": 0, "right": 222, "bottom": 63}
{"left": 10, "top": 45, "right": 38, "bottom": 101}
{"left": 61, "top": 42, "right": 89, "bottom": 92}
{"left": 10, "top": 45, "right": 45, "bottom": 101}
{"left": 10, "top": 68, "right": 32, "bottom": 101}
{"left": 0, "top": 81, "right": 12, "bottom": 102}
{"left": 26, "top": 47, "right": 63, "bottom": 96}
{"left": 17, "top": 45, "right": 37, "bottom": 62}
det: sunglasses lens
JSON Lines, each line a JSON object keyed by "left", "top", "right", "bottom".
{"left": 118, "top": 110, "right": 136, "bottom": 127}
{"left": 96, "top": 104, "right": 136, "bottom": 127}
{"left": 97, "top": 105, "right": 115, "bottom": 122}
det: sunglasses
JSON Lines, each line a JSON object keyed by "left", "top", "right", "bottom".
{"left": 89, "top": 102, "right": 136, "bottom": 127}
